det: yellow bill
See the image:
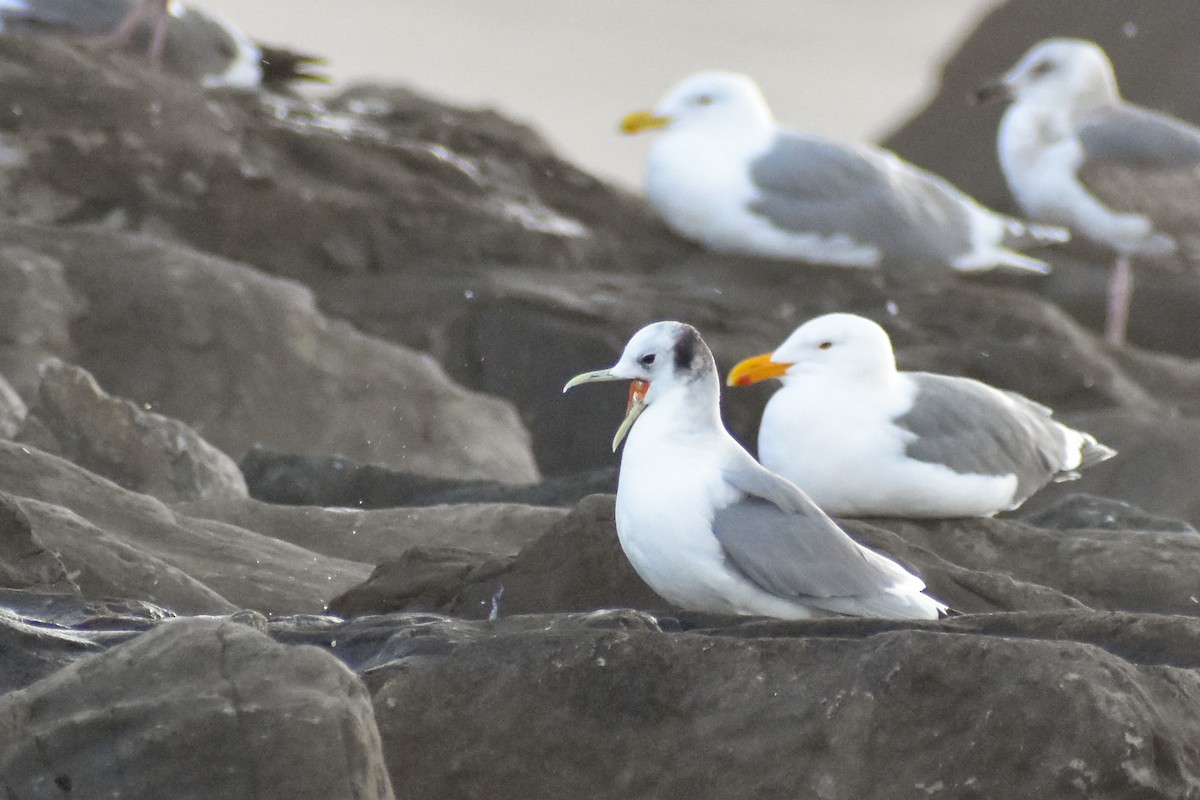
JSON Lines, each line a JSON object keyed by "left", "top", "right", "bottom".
{"left": 725, "top": 353, "right": 791, "bottom": 387}
{"left": 620, "top": 110, "right": 671, "bottom": 134}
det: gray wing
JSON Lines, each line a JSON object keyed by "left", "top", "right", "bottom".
{"left": 714, "top": 452, "right": 919, "bottom": 601}
{"left": 898, "top": 374, "right": 1082, "bottom": 500}
{"left": 1077, "top": 103, "right": 1200, "bottom": 242}
{"left": 746, "top": 131, "right": 979, "bottom": 268}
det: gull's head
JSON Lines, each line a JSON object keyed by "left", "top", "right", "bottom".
{"left": 564, "top": 321, "right": 717, "bottom": 450}
{"left": 975, "top": 38, "right": 1119, "bottom": 112}
{"left": 726, "top": 313, "right": 896, "bottom": 387}
{"left": 620, "top": 71, "right": 774, "bottom": 137}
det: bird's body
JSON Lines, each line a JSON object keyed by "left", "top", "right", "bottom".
{"left": 0, "top": 0, "right": 324, "bottom": 88}
{"left": 623, "top": 70, "right": 1066, "bottom": 275}
{"left": 565, "top": 320, "right": 944, "bottom": 620}
{"left": 980, "top": 38, "right": 1200, "bottom": 342}
{"left": 728, "top": 313, "right": 1115, "bottom": 518}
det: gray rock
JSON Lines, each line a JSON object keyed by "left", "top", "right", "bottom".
{"left": 17, "top": 358, "right": 248, "bottom": 503}
{"left": 329, "top": 494, "right": 1200, "bottom": 620}
{"left": 238, "top": 446, "right": 617, "bottom": 508}
{"left": 0, "top": 441, "right": 371, "bottom": 614}
{"left": 0, "top": 245, "right": 83, "bottom": 398}
{"left": 0, "top": 493, "right": 75, "bottom": 595}
{"left": 175, "top": 495, "right": 567, "bottom": 565}
{"left": 0, "top": 221, "right": 541, "bottom": 484}
{"left": 1020, "top": 493, "right": 1198, "bottom": 536}
{"left": 1022, "top": 408, "right": 1200, "bottom": 532}
{"left": 0, "top": 589, "right": 168, "bottom": 693}
{"left": 0, "top": 616, "right": 395, "bottom": 800}
{"left": 366, "top": 610, "right": 1200, "bottom": 800}
{"left": 0, "top": 371, "right": 25, "bottom": 439}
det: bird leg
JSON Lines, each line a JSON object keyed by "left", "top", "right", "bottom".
{"left": 87, "top": 0, "right": 172, "bottom": 66}
{"left": 1104, "top": 253, "right": 1133, "bottom": 345}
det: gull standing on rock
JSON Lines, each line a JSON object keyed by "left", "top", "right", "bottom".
{"left": 975, "top": 38, "right": 1200, "bottom": 345}
{"left": 620, "top": 70, "right": 1067, "bottom": 275}
{"left": 727, "top": 313, "right": 1116, "bottom": 518}
{"left": 564, "top": 320, "right": 945, "bottom": 620}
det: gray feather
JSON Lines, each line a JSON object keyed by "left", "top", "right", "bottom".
{"left": 746, "top": 132, "right": 1016, "bottom": 270}
{"left": 715, "top": 452, "right": 920, "bottom": 607}
{"left": 897, "top": 374, "right": 1112, "bottom": 502}
{"left": 1076, "top": 103, "right": 1200, "bottom": 259}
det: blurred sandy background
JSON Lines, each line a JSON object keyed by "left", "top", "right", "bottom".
{"left": 203, "top": 1, "right": 1000, "bottom": 188}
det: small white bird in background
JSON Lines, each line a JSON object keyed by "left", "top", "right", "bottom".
{"left": 0, "top": 0, "right": 326, "bottom": 88}
{"left": 726, "top": 313, "right": 1116, "bottom": 518}
{"left": 974, "top": 37, "right": 1200, "bottom": 345}
{"left": 563, "top": 320, "right": 945, "bottom": 620}
{"left": 620, "top": 70, "right": 1067, "bottom": 276}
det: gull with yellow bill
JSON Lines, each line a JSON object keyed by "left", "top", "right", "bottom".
{"left": 620, "top": 70, "right": 1066, "bottom": 275}
{"left": 564, "top": 320, "right": 945, "bottom": 619}
{"left": 727, "top": 313, "right": 1115, "bottom": 518}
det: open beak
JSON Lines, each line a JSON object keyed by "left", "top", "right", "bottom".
{"left": 620, "top": 110, "right": 671, "bottom": 134}
{"left": 725, "top": 353, "right": 791, "bottom": 387}
{"left": 563, "top": 371, "right": 650, "bottom": 451}
{"left": 969, "top": 78, "right": 1012, "bottom": 105}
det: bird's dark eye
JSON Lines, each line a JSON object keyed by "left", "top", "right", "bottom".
{"left": 639, "top": 353, "right": 657, "bottom": 367}
{"left": 818, "top": 341, "right": 833, "bottom": 350}
{"left": 695, "top": 94, "right": 714, "bottom": 106}
{"left": 1030, "top": 60, "right": 1054, "bottom": 77}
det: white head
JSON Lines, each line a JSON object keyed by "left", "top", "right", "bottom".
{"left": 727, "top": 313, "right": 897, "bottom": 388}
{"left": 621, "top": 70, "right": 775, "bottom": 137}
{"left": 564, "top": 321, "right": 719, "bottom": 449}
{"left": 998, "top": 39, "right": 1120, "bottom": 113}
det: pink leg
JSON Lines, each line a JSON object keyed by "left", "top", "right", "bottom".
{"left": 1104, "top": 254, "right": 1133, "bottom": 345}
{"left": 88, "top": 0, "right": 171, "bottom": 64}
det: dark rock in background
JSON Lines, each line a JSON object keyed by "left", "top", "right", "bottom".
{"left": 175, "top": 494, "right": 566, "bottom": 565}
{"left": 17, "top": 358, "right": 248, "bottom": 503}
{"left": 239, "top": 446, "right": 618, "bottom": 508}
{"left": 0, "top": 245, "right": 83, "bottom": 398}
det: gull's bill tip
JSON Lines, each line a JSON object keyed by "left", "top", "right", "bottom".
{"left": 620, "top": 110, "right": 671, "bottom": 134}
{"left": 726, "top": 353, "right": 790, "bottom": 387}
{"left": 563, "top": 368, "right": 621, "bottom": 393}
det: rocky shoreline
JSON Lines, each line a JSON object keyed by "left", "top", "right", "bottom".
{"left": 1, "top": 4, "right": 1199, "bottom": 797}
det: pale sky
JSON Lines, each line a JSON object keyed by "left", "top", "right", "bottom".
{"left": 203, "top": 1, "right": 1000, "bottom": 187}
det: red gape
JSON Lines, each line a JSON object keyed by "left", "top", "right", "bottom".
{"left": 626, "top": 379, "right": 649, "bottom": 416}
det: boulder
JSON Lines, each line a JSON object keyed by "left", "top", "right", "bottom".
{"left": 365, "top": 610, "right": 1200, "bottom": 800}
{"left": 0, "top": 245, "right": 82, "bottom": 398}
{"left": 239, "top": 446, "right": 617, "bottom": 508}
{"left": 0, "top": 616, "right": 394, "bottom": 800}
{"left": 328, "top": 494, "right": 1200, "bottom": 620}
{"left": 176, "top": 494, "right": 567, "bottom": 564}
{"left": 17, "top": 358, "right": 248, "bottom": 503}
{"left": 0, "top": 219, "right": 540, "bottom": 483}
{"left": 0, "top": 441, "right": 370, "bottom": 614}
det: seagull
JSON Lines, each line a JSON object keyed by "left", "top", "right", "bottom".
{"left": 620, "top": 70, "right": 1067, "bottom": 276}
{"left": 563, "top": 320, "right": 945, "bottom": 619}
{"left": 726, "top": 313, "right": 1116, "bottom": 518}
{"left": 0, "top": 0, "right": 326, "bottom": 88}
{"left": 974, "top": 37, "right": 1200, "bottom": 345}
